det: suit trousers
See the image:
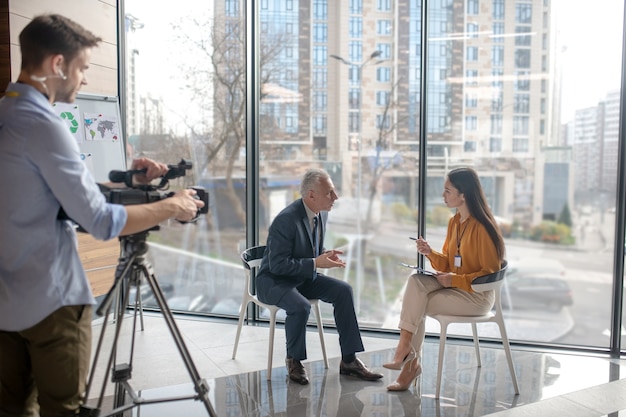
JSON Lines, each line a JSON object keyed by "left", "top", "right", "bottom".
{"left": 0, "top": 305, "right": 92, "bottom": 417}
{"left": 276, "top": 273, "right": 364, "bottom": 361}
{"left": 398, "top": 274, "right": 494, "bottom": 360}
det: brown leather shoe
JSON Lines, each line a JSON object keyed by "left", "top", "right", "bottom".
{"left": 340, "top": 358, "right": 383, "bottom": 381}
{"left": 286, "top": 357, "right": 309, "bottom": 385}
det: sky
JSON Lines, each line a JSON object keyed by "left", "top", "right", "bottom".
{"left": 125, "top": 1, "right": 213, "bottom": 134}
{"left": 556, "top": 0, "right": 624, "bottom": 121}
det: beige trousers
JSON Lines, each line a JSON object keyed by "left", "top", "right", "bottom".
{"left": 398, "top": 274, "right": 494, "bottom": 359}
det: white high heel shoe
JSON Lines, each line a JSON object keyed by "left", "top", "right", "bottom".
{"left": 383, "top": 347, "right": 417, "bottom": 370}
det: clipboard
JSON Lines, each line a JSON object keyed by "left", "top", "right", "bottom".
{"left": 398, "top": 263, "right": 437, "bottom": 276}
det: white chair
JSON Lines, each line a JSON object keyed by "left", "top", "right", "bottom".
{"left": 231, "top": 245, "right": 329, "bottom": 379}
{"left": 430, "top": 260, "right": 519, "bottom": 398}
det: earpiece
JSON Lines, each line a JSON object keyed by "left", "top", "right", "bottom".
{"left": 30, "top": 70, "right": 66, "bottom": 83}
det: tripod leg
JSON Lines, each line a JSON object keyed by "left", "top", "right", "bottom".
{"left": 84, "top": 250, "right": 140, "bottom": 414}
{"left": 140, "top": 263, "right": 217, "bottom": 417}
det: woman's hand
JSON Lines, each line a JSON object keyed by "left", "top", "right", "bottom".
{"left": 434, "top": 272, "right": 453, "bottom": 287}
{"left": 416, "top": 236, "right": 432, "bottom": 256}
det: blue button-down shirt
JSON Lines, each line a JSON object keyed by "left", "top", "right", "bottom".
{"left": 0, "top": 83, "right": 127, "bottom": 331}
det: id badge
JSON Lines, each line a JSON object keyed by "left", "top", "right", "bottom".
{"left": 454, "top": 255, "right": 462, "bottom": 267}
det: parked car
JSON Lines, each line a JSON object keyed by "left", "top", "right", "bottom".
{"left": 502, "top": 273, "right": 573, "bottom": 312}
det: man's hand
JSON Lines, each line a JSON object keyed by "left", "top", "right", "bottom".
{"left": 129, "top": 157, "right": 168, "bottom": 185}
{"left": 315, "top": 249, "right": 346, "bottom": 269}
{"left": 168, "top": 189, "right": 205, "bottom": 223}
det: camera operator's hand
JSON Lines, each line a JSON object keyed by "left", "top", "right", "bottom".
{"left": 169, "top": 189, "right": 205, "bottom": 222}
{"left": 120, "top": 189, "right": 205, "bottom": 236}
{"left": 129, "top": 157, "right": 168, "bottom": 185}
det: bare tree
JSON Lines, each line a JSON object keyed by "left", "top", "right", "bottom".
{"left": 170, "top": 13, "right": 286, "bottom": 226}
{"left": 363, "top": 80, "right": 404, "bottom": 234}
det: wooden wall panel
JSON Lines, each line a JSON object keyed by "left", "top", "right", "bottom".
{"left": 7, "top": 2, "right": 117, "bottom": 95}
{"left": 78, "top": 234, "right": 119, "bottom": 297}
{"left": 8, "top": 0, "right": 116, "bottom": 44}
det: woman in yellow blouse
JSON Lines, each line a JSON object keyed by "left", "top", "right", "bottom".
{"left": 385, "top": 167, "right": 506, "bottom": 391}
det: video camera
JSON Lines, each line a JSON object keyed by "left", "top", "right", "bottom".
{"left": 101, "top": 159, "right": 209, "bottom": 220}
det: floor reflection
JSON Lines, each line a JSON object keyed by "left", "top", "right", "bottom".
{"left": 88, "top": 341, "right": 626, "bottom": 417}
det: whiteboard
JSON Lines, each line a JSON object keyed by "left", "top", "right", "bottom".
{"left": 53, "top": 93, "right": 126, "bottom": 183}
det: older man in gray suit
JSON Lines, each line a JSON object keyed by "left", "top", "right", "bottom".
{"left": 256, "top": 168, "right": 383, "bottom": 385}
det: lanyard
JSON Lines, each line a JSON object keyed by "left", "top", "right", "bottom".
{"left": 456, "top": 217, "right": 470, "bottom": 255}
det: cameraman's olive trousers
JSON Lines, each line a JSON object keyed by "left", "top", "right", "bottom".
{"left": 0, "top": 305, "right": 92, "bottom": 417}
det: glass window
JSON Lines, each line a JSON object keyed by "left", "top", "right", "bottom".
{"left": 313, "top": 24, "right": 328, "bottom": 42}
{"left": 124, "top": 0, "right": 626, "bottom": 354}
{"left": 377, "top": 0, "right": 391, "bottom": 11}
{"left": 515, "top": 26, "right": 532, "bottom": 46}
{"left": 515, "top": 49, "right": 531, "bottom": 68}
{"left": 492, "top": 45, "right": 504, "bottom": 66}
{"left": 349, "top": 17, "right": 362, "bottom": 38}
{"left": 313, "top": 0, "right": 328, "bottom": 19}
{"left": 377, "top": 19, "right": 392, "bottom": 36}
{"left": 514, "top": 94, "right": 530, "bottom": 113}
{"left": 464, "top": 140, "right": 477, "bottom": 151}
{"left": 377, "top": 43, "right": 392, "bottom": 59}
{"left": 350, "top": 0, "right": 362, "bottom": 14}
{"left": 467, "top": 22, "right": 479, "bottom": 38}
{"left": 512, "top": 137, "right": 529, "bottom": 152}
{"left": 489, "top": 137, "right": 502, "bottom": 152}
{"left": 493, "top": 0, "right": 505, "bottom": 19}
{"left": 466, "top": 46, "right": 478, "bottom": 61}
{"left": 516, "top": 3, "right": 533, "bottom": 24}
{"left": 467, "top": 0, "right": 479, "bottom": 15}
{"left": 492, "top": 22, "right": 504, "bottom": 43}
{"left": 377, "top": 67, "right": 391, "bottom": 82}
{"left": 465, "top": 93, "right": 477, "bottom": 107}
{"left": 376, "top": 91, "right": 390, "bottom": 106}
{"left": 465, "top": 115, "right": 478, "bottom": 130}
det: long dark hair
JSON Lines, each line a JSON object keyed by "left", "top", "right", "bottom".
{"left": 447, "top": 167, "right": 505, "bottom": 261}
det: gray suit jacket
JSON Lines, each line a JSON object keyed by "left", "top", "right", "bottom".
{"left": 256, "top": 199, "right": 327, "bottom": 305}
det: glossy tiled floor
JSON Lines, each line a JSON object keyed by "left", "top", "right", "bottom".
{"left": 84, "top": 313, "right": 626, "bottom": 417}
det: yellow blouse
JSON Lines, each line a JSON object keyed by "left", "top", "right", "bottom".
{"left": 426, "top": 212, "right": 501, "bottom": 292}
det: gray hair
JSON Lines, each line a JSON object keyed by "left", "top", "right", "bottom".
{"left": 300, "top": 168, "right": 329, "bottom": 196}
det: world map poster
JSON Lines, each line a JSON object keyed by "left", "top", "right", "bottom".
{"left": 84, "top": 112, "right": 121, "bottom": 142}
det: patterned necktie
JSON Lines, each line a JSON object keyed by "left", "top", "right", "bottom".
{"left": 312, "top": 216, "right": 319, "bottom": 257}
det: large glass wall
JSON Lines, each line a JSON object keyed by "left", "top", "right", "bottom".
{"left": 123, "top": 1, "right": 247, "bottom": 315}
{"left": 123, "top": 0, "right": 626, "bottom": 352}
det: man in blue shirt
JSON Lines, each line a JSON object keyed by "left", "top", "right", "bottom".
{"left": 0, "top": 14, "right": 204, "bottom": 416}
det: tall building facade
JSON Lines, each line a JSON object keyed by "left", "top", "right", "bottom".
{"left": 215, "top": 0, "right": 559, "bottom": 229}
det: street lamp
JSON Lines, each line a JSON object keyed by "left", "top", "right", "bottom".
{"left": 330, "top": 50, "right": 383, "bottom": 312}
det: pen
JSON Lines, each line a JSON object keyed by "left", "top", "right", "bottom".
{"left": 409, "top": 236, "right": 417, "bottom": 240}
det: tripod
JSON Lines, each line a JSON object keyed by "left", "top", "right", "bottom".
{"left": 83, "top": 231, "right": 217, "bottom": 417}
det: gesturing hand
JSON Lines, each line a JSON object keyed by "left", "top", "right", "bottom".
{"left": 315, "top": 249, "right": 346, "bottom": 269}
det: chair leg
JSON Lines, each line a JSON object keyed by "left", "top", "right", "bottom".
{"left": 436, "top": 321, "right": 449, "bottom": 399}
{"left": 312, "top": 302, "right": 329, "bottom": 369}
{"left": 471, "top": 322, "right": 481, "bottom": 367}
{"left": 496, "top": 318, "right": 520, "bottom": 394}
{"left": 267, "top": 309, "right": 277, "bottom": 380}
{"left": 232, "top": 301, "right": 249, "bottom": 359}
